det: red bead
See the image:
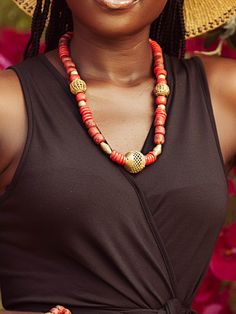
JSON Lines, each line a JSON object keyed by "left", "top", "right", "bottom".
{"left": 154, "top": 67, "right": 166, "bottom": 77}
{"left": 79, "top": 105, "right": 91, "bottom": 114}
{"left": 155, "top": 125, "right": 166, "bottom": 135}
{"left": 59, "top": 52, "right": 69, "bottom": 58}
{"left": 59, "top": 48, "right": 69, "bottom": 54}
{"left": 66, "top": 66, "right": 76, "bottom": 74}
{"left": 155, "top": 108, "right": 167, "bottom": 116}
{"left": 154, "top": 134, "right": 165, "bottom": 145}
{"left": 157, "top": 78, "right": 167, "bottom": 84}
{"left": 145, "top": 152, "right": 157, "bottom": 166}
{"left": 154, "top": 58, "right": 164, "bottom": 66}
{"left": 82, "top": 113, "right": 93, "bottom": 120}
{"left": 93, "top": 133, "right": 105, "bottom": 144}
{"left": 69, "top": 74, "right": 80, "bottom": 82}
{"left": 154, "top": 115, "right": 166, "bottom": 126}
{"left": 155, "top": 96, "right": 167, "bottom": 105}
{"left": 63, "top": 32, "right": 73, "bottom": 39}
{"left": 153, "top": 51, "right": 162, "bottom": 58}
{"left": 84, "top": 118, "right": 96, "bottom": 128}
{"left": 80, "top": 110, "right": 92, "bottom": 117}
{"left": 150, "top": 41, "right": 162, "bottom": 52}
{"left": 82, "top": 114, "right": 93, "bottom": 123}
{"left": 154, "top": 64, "right": 164, "bottom": 70}
{"left": 76, "top": 93, "right": 87, "bottom": 102}
{"left": 88, "top": 126, "right": 100, "bottom": 137}
{"left": 64, "top": 60, "right": 76, "bottom": 68}
{"left": 110, "top": 150, "right": 126, "bottom": 166}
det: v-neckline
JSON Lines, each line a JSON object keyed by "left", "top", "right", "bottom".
{"left": 38, "top": 52, "right": 171, "bottom": 157}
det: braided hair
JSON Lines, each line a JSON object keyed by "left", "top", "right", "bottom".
{"left": 24, "top": 0, "right": 186, "bottom": 59}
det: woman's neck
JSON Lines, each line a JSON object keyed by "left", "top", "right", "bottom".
{"left": 70, "top": 23, "right": 153, "bottom": 86}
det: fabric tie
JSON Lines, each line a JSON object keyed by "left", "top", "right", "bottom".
{"left": 75, "top": 298, "right": 197, "bottom": 314}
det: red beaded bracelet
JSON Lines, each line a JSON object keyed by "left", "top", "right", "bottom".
{"left": 45, "top": 305, "right": 72, "bottom": 314}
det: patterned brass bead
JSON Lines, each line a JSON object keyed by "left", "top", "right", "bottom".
{"left": 124, "top": 151, "right": 146, "bottom": 174}
{"left": 70, "top": 78, "right": 87, "bottom": 95}
{"left": 154, "top": 83, "right": 170, "bottom": 97}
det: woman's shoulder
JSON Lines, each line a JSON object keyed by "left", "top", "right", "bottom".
{"left": 0, "top": 68, "right": 27, "bottom": 183}
{"left": 195, "top": 54, "right": 236, "bottom": 170}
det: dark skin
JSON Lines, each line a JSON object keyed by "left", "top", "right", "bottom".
{"left": 0, "top": 0, "right": 236, "bottom": 311}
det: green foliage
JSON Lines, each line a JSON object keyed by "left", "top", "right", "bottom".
{"left": 0, "top": 0, "right": 31, "bottom": 31}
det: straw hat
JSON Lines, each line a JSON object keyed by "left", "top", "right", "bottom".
{"left": 12, "top": 0, "right": 236, "bottom": 39}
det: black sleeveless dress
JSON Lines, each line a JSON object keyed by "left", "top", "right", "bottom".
{"left": 0, "top": 52, "right": 229, "bottom": 314}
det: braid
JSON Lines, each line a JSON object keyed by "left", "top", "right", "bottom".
{"left": 45, "top": 0, "right": 72, "bottom": 52}
{"left": 150, "top": 0, "right": 186, "bottom": 58}
{"left": 24, "top": 0, "right": 186, "bottom": 59}
{"left": 24, "top": 0, "right": 72, "bottom": 58}
{"left": 24, "top": 0, "right": 51, "bottom": 58}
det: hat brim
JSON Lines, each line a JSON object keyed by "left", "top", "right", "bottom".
{"left": 12, "top": 0, "right": 236, "bottom": 39}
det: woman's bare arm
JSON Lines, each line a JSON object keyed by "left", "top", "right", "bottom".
{"left": 199, "top": 55, "right": 236, "bottom": 171}
{"left": 0, "top": 69, "right": 27, "bottom": 191}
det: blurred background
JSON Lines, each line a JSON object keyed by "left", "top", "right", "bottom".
{"left": 0, "top": 1, "right": 236, "bottom": 313}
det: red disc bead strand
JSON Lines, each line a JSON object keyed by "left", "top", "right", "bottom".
{"left": 58, "top": 33, "right": 170, "bottom": 173}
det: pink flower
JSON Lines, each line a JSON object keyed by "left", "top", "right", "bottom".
{"left": 186, "top": 37, "right": 236, "bottom": 59}
{"left": 210, "top": 222, "right": 236, "bottom": 281}
{"left": 0, "top": 54, "right": 10, "bottom": 70}
{"left": 228, "top": 178, "right": 236, "bottom": 196}
{"left": 0, "top": 28, "right": 30, "bottom": 66}
{"left": 233, "top": 167, "right": 236, "bottom": 176}
{"left": 0, "top": 28, "right": 45, "bottom": 69}
{"left": 192, "top": 268, "right": 232, "bottom": 314}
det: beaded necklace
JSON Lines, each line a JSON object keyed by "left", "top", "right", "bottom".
{"left": 58, "top": 32, "right": 170, "bottom": 174}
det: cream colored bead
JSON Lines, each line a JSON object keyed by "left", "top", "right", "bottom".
{"left": 153, "top": 144, "right": 162, "bottom": 157}
{"left": 157, "top": 104, "right": 166, "bottom": 110}
{"left": 78, "top": 100, "right": 87, "bottom": 107}
{"left": 70, "top": 70, "right": 78, "bottom": 75}
{"left": 157, "top": 74, "right": 166, "bottom": 80}
{"left": 100, "top": 142, "right": 112, "bottom": 155}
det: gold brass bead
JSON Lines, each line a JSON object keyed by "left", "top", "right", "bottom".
{"left": 100, "top": 142, "right": 112, "bottom": 155}
{"left": 70, "top": 78, "right": 87, "bottom": 95}
{"left": 154, "top": 83, "right": 170, "bottom": 97}
{"left": 153, "top": 144, "right": 162, "bottom": 157}
{"left": 124, "top": 151, "right": 146, "bottom": 174}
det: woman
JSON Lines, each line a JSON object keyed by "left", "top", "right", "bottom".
{"left": 0, "top": 0, "right": 236, "bottom": 313}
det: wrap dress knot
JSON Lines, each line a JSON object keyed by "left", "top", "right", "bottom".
{"left": 74, "top": 298, "right": 197, "bottom": 313}
{"left": 0, "top": 52, "right": 229, "bottom": 314}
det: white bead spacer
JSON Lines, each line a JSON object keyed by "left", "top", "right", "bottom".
{"left": 78, "top": 100, "right": 87, "bottom": 107}
{"left": 70, "top": 70, "right": 78, "bottom": 75}
{"left": 157, "top": 74, "right": 166, "bottom": 80}
{"left": 153, "top": 144, "right": 162, "bottom": 157}
{"left": 157, "top": 104, "right": 166, "bottom": 110}
{"left": 100, "top": 142, "right": 112, "bottom": 155}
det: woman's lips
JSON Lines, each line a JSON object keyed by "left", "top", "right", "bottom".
{"left": 95, "top": 0, "right": 140, "bottom": 10}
